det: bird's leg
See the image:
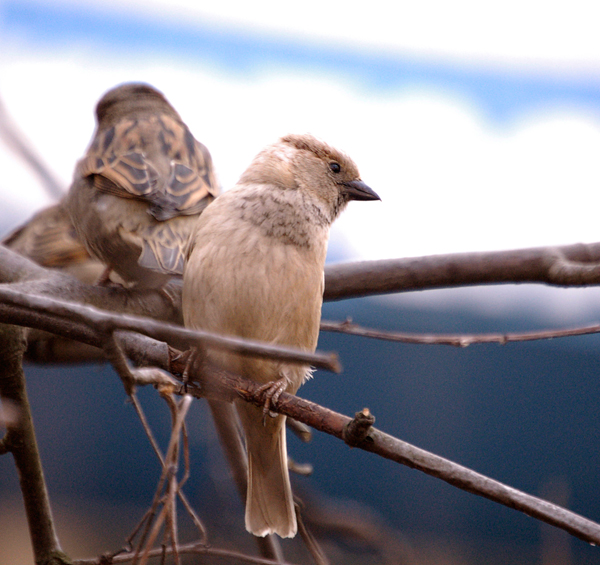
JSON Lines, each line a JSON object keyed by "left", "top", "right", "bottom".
{"left": 95, "top": 265, "right": 126, "bottom": 289}
{"left": 159, "top": 282, "right": 181, "bottom": 310}
{"left": 96, "top": 265, "right": 114, "bottom": 285}
{"left": 181, "top": 346, "right": 200, "bottom": 393}
{"left": 255, "top": 373, "right": 290, "bottom": 421}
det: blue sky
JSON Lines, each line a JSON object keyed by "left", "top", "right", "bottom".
{"left": 5, "top": 0, "right": 600, "bottom": 123}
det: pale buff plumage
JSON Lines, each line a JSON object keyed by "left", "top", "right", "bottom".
{"left": 183, "top": 134, "right": 379, "bottom": 538}
{"left": 65, "top": 82, "right": 219, "bottom": 288}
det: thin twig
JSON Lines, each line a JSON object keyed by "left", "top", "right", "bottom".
{"left": 124, "top": 508, "right": 152, "bottom": 557}
{"left": 134, "top": 395, "right": 193, "bottom": 565}
{"left": 176, "top": 491, "right": 207, "bottom": 546}
{"left": 166, "top": 472, "right": 180, "bottom": 565}
{"left": 287, "top": 419, "right": 312, "bottom": 443}
{"left": 73, "top": 541, "right": 299, "bottom": 564}
{"left": 103, "top": 335, "right": 135, "bottom": 395}
{"left": 138, "top": 495, "right": 171, "bottom": 565}
{"left": 104, "top": 344, "right": 208, "bottom": 548}
{"left": 0, "top": 96, "right": 65, "bottom": 200}
{"left": 152, "top": 396, "right": 187, "bottom": 565}
{"left": 179, "top": 420, "right": 190, "bottom": 491}
{"left": 298, "top": 493, "right": 419, "bottom": 565}
{"left": 295, "top": 504, "right": 330, "bottom": 565}
{"left": 321, "top": 318, "right": 600, "bottom": 347}
{"left": 130, "top": 393, "right": 165, "bottom": 465}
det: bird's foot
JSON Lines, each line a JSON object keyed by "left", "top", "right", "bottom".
{"left": 96, "top": 265, "right": 113, "bottom": 285}
{"left": 180, "top": 346, "right": 200, "bottom": 393}
{"left": 255, "top": 376, "right": 289, "bottom": 422}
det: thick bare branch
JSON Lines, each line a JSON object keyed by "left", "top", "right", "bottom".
{"left": 5, "top": 275, "right": 598, "bottom": 547}
{"left": 91, "top": 346, "right": 600, "bottom": 547}
{"left": 323, "top": 242, "right": 600, "bottom": 300}
{"left": 0, "top": 244, "right": 181, "bottom": 322}
{"left": 0, "top": 287, "right": 340, "bottom": 372}
{"left": 5, "top": 210, "right": 600, "bottom": 550}
{"left": 19, "top": 311, "right": 593, "bottom": 548}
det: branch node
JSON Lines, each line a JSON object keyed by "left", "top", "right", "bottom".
{"left": 98, "top": 553, "right": 114, "bottom": 565}
{"left": 343, "top": 408, "right": 375, "bottom": 447}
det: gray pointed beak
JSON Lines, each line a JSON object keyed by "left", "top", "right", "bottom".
{"left": 341, "top": 179, "right": 381, "bottom": 201}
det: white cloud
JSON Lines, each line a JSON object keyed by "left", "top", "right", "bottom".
{"left": 2, "top": 55, "right": 600, "bottom": 259}
{"left": 334, "top": 94, "right": 600, "bottom": 261}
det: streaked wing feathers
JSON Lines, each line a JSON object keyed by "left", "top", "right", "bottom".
{"left": 132, "top": 219, "right": 192, "bottom": 275}
{"left": 3, "top": 204, "right": 91, "bottom": 268}
{"left": 78, "top": 115, "right": 218, "bottom": 220}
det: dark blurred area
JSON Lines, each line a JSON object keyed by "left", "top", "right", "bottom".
{"left": 2, "top": 292, "right": 600, "bottom": 563}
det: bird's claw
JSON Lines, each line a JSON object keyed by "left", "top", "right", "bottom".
{"left": 95, "top": 265, "right": 125, "bottom": 288}
{"left": 256, "top": 377, "right": 288, "bottom": 423}
{"left": 180, "top": 346, "right": 199, "bottom": 393}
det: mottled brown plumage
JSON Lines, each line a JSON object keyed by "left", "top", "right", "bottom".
{"left": 2, "top": 202, "right": 107, "bottom": 284}
{"left": 66, "top": 83, "right": 219, "bottom": 287}
{"left": 183, "top": 133, "right": 379, "bottom": 538}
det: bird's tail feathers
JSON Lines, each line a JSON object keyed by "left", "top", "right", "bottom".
{"left": 242, "top": 409, "right": 297, "bottom": 538}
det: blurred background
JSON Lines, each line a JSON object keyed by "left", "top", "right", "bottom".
{"left": 1, "top": 0, "right": 600, "bottom": 563}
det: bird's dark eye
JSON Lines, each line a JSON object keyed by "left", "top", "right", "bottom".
{"left": 329, "top": 162, "right": 341, "bottom": 174}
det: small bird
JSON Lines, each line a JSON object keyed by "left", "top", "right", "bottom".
{"left": 65, "top": 82, "right": 219, "bottom": 288}
{"left": 2, "top": 201, "right": 120, "bottom": 362}
{"left": 183, "top": 133, "right": 380, "bottom": 538}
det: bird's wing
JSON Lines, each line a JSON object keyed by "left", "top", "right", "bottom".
{"left": 130, "top": 216, "right": 194, "bottom": 275}
{"left": 3, "top": 203, "right": 91, "bottom": 268}
{"left": 76, "top": 115, "right": 219, "bottom": 221}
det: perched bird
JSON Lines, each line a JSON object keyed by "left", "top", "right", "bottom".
{"left": 183, "top": 133, "right": 380, "bottom": 538}
{"left": 65, "top": 82, "right": 219, "bottom": 288}
{"left": 2, "top": 202, "right": 119, "bottom": 362}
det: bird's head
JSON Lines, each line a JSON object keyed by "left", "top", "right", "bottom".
{"left": 95, "top": 82, "right": 179, "bottom": 126}
{"left": 239, "top": 133, "right": 380, "bottom": 223}
{"left": 281, "top": 134, "right": 380, "bottom": 219}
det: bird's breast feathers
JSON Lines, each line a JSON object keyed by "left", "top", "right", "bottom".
{"left": 183, "top": 185, "right": 328, "bottom": 351}
{"left": 208, "top": 183, "right": 331, "bottom": 248}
